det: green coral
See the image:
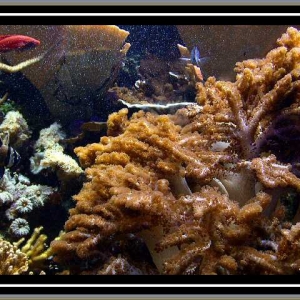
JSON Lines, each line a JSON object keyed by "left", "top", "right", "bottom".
{"left": 0, "top": 100, "right": 21, "bottom": 115}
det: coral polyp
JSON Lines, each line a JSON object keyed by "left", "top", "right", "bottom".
{"left": 9, "top": 218, "right": 30, "bottom": 237}
{"left": 15, "top": 197, "right": 33, "bottom": 214}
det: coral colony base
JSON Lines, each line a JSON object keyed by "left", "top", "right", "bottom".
{"left": 1, "top": 26, "right": 300, "bottom": 275}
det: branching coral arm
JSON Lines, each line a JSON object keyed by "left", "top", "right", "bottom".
{"left": 0, "top": 54, "right": 45, "bottom": 73}
{"left": 215, "top": 82, "right": 253, "bottom": 158}
{"left": 249, "top": 74, "right": 294, "bottom": 135}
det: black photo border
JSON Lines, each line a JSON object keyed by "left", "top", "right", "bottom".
{"left": 0, "top": 8, "right": 299, "bottom": 295}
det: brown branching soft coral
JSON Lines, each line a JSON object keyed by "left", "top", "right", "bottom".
{"left": 156, "top": 186, "right": 300, "bottom": 275}
{"left": 81, "top": 255, "right": 157, "bottom": 275}
{"left": 246, "top": 155, "right": 300, "bottom": 190}
{"left": 196, "top": 27, "right": 300, "bottom": 160}
{"left": 51, "top": 108, "right": 231, "bottom": 273}
{"left": 51, "top": 27, "right": 300, "bottom": 275}
{"left": 155, "top": 187, "right": 273, "bottom": 274}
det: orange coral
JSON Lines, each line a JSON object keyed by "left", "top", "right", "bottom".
{"left": 51, "top": 109, "right": 231, "bottom": 271}
{"left": 192, "top": 26, "right": 300, "bottom": 203}
{"left": 249, "top": 155, "right": 300, "bottom": 190}
{"left": 195, "top": 27, "right": 300, "bottom": 160}
{"left": 156, "top": 188, "right": 273, "bottom": 274}
{"left": 51, "top": 27, "right": 300, "bottom": 275}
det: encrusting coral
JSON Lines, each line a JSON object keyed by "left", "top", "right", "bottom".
{"left": 0, "top": 26, "right": 130, "bottom": 124}
{"left": 51, "top": 27, "right": 300, "bottom": 275}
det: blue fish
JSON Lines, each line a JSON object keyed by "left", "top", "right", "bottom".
{"left": 190, "top": 46, "right": 209, "bottom": 67}
{"left": 180, "top": 46, "right": 209, "bottom": 67}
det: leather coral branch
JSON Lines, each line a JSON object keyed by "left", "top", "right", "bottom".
{"left": 51, "top": 108, "right": 231, "bottom": 273}
{"left": 196, "top": 27, "right": 300, "bottom": 160}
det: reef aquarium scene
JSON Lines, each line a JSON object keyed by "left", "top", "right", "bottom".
{"left": 0, "top": 25, "right": 300, "bottom": 276}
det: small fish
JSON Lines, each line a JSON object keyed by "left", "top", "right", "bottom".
{"left": 190, "top": 46, "right": 210, "bottom": 67}
{"left": 80, "top": 121, "right": 107, "bottom": 132}
{"left": 0, "top": 35, "right": 40, "bottom": 53}
{"left": 0, "top": 133, "right": 21, "bottom": 179}
{"left": 180, "top": 46, "right": 209, "bottom": 67}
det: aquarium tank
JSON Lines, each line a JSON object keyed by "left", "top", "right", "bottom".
{"left": 0, "top": 25, "right": 299, "bottom": 275}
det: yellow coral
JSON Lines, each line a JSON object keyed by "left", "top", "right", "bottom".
{"left": 14, "top": 226, "right": 63, "bottom": 273}
{"left": 19, "top": 226, "right": 52, "bottom": 267}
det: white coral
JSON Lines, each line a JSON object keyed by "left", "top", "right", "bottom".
{"left": 0, "top": 191, "right": 14, "bottom": 205}
{"left": 0, "top": 111, "right": 31, "bottom": 148}
{"left": 15, "top": 197, "right": 33, "bottom": 214}
{"left": 0, "top": 171, "right": 55, "bottom": 220}
{"left": 9, "top": 218, "right": 30, "bottom": 237}
{"left": 30, "top": 123, "right": 83, "bottom": 180}
{"left": 33, "top": 122, "right": 65, "bottom": 152}
{"left": 40, "top": 149, "right": 83, "bottom": 177}
{"left": 23, "top": 184, "right": 54, "bottom": 208}
{"left": 0, "top": 172, "right": 18, "bottom": 195}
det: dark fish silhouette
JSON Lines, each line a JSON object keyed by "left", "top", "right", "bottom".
{"left": 0, "top": 134, "right": 21, "bottom": 179}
